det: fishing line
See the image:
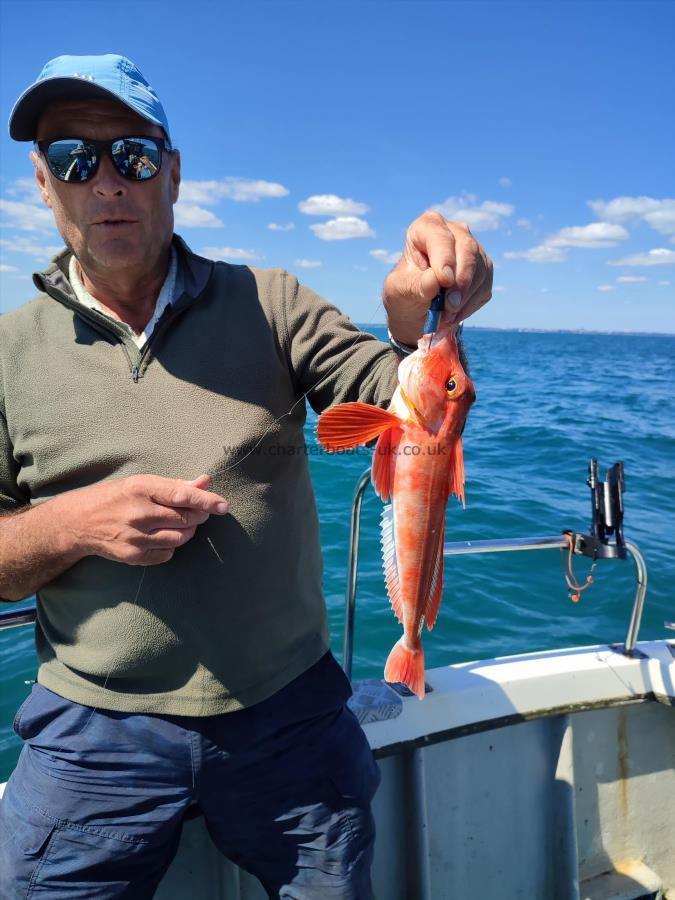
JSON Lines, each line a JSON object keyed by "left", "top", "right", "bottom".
{"left": 205, "top": 296, "right": 391, "bottom": 483}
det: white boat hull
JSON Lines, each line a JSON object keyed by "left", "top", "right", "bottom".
{"left": 3, "top": 640, "right": 674, "bottom": 899}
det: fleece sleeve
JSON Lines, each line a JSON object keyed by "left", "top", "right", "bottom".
{"left": 0, "top": 413, "right": 28, "bottom": 515}
{"left": 281, "top": 272, "right": 400, "bottom": 415}
{"left": 0, "top": 340, "right": 29, "bottom": 514}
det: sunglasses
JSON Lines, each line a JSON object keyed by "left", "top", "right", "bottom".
{"left": 34, "top": 135, "right": 173, "bottom": 184}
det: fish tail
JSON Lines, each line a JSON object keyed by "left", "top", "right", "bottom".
{"left": 384, "top": 637, "right": 426, "bottom": 700}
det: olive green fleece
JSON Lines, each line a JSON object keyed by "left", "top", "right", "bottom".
{"left": 0, "top": 234, "right": 399, "bottom": 714}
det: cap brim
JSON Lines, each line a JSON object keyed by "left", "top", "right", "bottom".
{"left": 8, "top": 77, "right": 164, "bottom": 141}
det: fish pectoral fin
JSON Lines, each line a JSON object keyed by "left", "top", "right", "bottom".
{"left": 317, "top": 402, "right": 400, "bottom": 452}
{"left": 424, "top": 521, "right": 445, "bottom": 631}
{"left": 448, "top": 438, "right": 466, "bottom": 507}
{"left": 371, "top": 426, "right": 401, "bottom": 502}
{"left": 380, "top": 504, "right": 404, "bottom": 624}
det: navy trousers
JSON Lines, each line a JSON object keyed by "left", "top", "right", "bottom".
{"left": 0, "top": 652, "right": 380, "bottom": 899}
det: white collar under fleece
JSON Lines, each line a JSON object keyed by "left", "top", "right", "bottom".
{"left": 68, "top": 244, "right": 179, "bottom": 348}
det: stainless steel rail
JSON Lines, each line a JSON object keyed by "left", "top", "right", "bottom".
{"left": 342, "top": 469, "right": 649, "bottom": 678}
{"left": 0, "top": 606, "right": 36, "bottom": 631}
{"left": 0, "top": 471, "right": 650, "bottom": 670}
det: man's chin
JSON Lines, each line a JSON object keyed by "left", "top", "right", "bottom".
{"left": 87, "top": 238, "right": 148, "bottom": 268}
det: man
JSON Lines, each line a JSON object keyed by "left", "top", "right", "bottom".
{"left": 0, "top": 54, "right": 492, "bottom": 898}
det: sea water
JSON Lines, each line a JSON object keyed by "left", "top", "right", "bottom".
{"left": 1, "top": 327, "right": 674, "bottom": 780}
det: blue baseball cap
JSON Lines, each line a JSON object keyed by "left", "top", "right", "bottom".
{"left": 8, "top": 54, "right": 171, "bottom": 142}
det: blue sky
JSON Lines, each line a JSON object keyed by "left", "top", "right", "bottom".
{"left": 1, "top": 0, "right": 673, "bottom": 332}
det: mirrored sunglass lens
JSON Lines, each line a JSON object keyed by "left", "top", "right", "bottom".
{"left": 112, "top": 138, "right": 161, "bottom": 180}
{"left": 47, "top": 140, "right": 96, "bottom": 182}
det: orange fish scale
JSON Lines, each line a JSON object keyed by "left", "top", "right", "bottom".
{"left": 390, "top": 429, "right": 449, "bottom": 630}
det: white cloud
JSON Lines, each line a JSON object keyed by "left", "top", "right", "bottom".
{"left": 616, "top": 275, "right": 648, "bottom": 283}
{"left": 505, "top": 244, "right": 567, "bottom": 263}
{"left": 370, "top": 248, "right": 401, "bottom": 265}
{"left": 298, "top": 194, "right": 368, "bottom": 216}
{"left": 6, "top": 177, "right": 42, "bottom": 201}
{"left": 180, "top": 178, "right": 288, "bottom": 205}
{"left": 505, "top": 222, "right": 629, "bottom": 263}
{"left": 310, "top": 216, "right": 375, "bottom": 241}
{"left": 551, "top": 223, "right": 629, "bottom": 248}
{"left": 0, "top": 264, "right": 18, "bottom": 272}
{"left": 516, "top": 217, "right": 532, "bottom": 230}
{"left": 200, "top": 246, "right": 263, "bottom": 261}
{"left": 295, "top": 259, "right": 321, "bottom": 268}
{"left": 0, "top": 198, "right": 56, "bottom": 232}
{"left": 588, "top": 196, "right": 675, "bottom": 237}
{"left": 433, "top": 194, "right": 514, "bottom": 231}
{"left": 353, "top": 265, "right": 368, "bottom": 272}
{"left": 268, "top": 222, "right": 295, "bottom": 231}
{"left": 1, "top": 178, "right": 60, "bottom": 238}
{"left": 174, "top": 203, "right": 224, "bottom": 228}
{"left": 658, "top": 280, "right": 671, "bottom": 286}
{"left": 0, "top": 236, "right": 62, "bottom": 260}
{"left": 608, "top": 248, "right": 675, "bottom": 267}
{"left": 493, "top": 285, "right": 507, "bottom": 292}
{"left": 597, "top": 284, "right": 615, "bottom": 292}
{"left": 499, "top": 177, "right": 512, "bottom": 189}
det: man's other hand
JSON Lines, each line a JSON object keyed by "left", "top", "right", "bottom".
{"left": 62, "top": 473, "right": 229, "bottom": 566}
{"left": 383, "top": 211, "right": 494, "bottom": 347}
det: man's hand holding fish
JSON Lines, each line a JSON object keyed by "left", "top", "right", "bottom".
{"left": 383, "top": 210, "right": 494, "bottom": 347}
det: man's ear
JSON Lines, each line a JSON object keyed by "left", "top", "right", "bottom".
{"left": 170, "top": 150, "right": 181, "bottom": 204}
{"left": 30, "top": 150, "right": 52, "bottom": 209}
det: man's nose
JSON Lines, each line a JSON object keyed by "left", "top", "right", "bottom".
{"left": 92, "top": 152, "right": 127, "bottom": 197}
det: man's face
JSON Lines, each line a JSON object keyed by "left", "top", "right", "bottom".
{"left": 32, "top": 98, "right": 181, "bottom": 273}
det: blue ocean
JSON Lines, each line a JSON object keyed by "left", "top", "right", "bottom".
{"left": 2, "top": 327, "right": 674, "bottom": 781}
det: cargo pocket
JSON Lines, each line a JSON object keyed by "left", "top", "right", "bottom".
{"left": 0, "top": 788, "right": 58, "bottom": 898}
{"left": 12, "top": 689, "right": 35, "bottom": 739}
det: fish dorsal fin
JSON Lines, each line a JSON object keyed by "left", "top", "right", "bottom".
{"left": 380, "top": 504, "right": 404, "bottom": 625}
{"left": 424, "top": 520, "right": 445, "bottom": 631}
{"left": 447, "top": 438, "right": 466, "bottom": 507}
{"left": 371, "top": 426, "right": 401, "bottom": 502}
{"left": 317, "top": 402, "right": 400, "bottom": 452}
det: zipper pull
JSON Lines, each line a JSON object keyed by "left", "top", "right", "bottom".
{"left": 131, "top": 366, "right": 139, "bottom": 383}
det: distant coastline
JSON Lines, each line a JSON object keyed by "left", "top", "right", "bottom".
{"left": 358, "top": 324, "right": 675, "bottom": 338}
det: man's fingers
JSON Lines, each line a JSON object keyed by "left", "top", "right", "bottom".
{"left": 407, "top": 213, "right": 457, "bottom": 287}
{"left": 453, "top": 233, "right": 480, "bottom": 300}
{"left": 147, "top": 479, "right": 229, "bottom": 514}
{"left": 419, "top": 267, "right": 441, "bottom": 302}
{"left": 144, "top": 526, "right": 198, "bottom": 547}
{"left": 446, "top": 272, "right": 493, "bottom": 324}
{"left": 454, "top": 286, "right": 493, "bottom": 323}
{"left": 146, "top": 506, "right": 211, "bottom": 529}
{"left": 445, "top": 241, "right": 493, "bottom": 324}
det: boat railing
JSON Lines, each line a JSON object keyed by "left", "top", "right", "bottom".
{"left": 0, "top": 469, "right": 651, "bottom": 677}
{"left": 341, "top": 468, "right": 649, "bottom": 681}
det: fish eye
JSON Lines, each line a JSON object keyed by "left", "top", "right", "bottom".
{"left": 446, "top": 377, "right": 458, "bottom": 395}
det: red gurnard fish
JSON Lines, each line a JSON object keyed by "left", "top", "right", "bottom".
{"left": 317, "top": 322, "right": 475, "bottom": 699}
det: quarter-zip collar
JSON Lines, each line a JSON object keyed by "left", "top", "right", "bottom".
{"left": 31, "top": 233, "right": 216, "bottom": 377}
